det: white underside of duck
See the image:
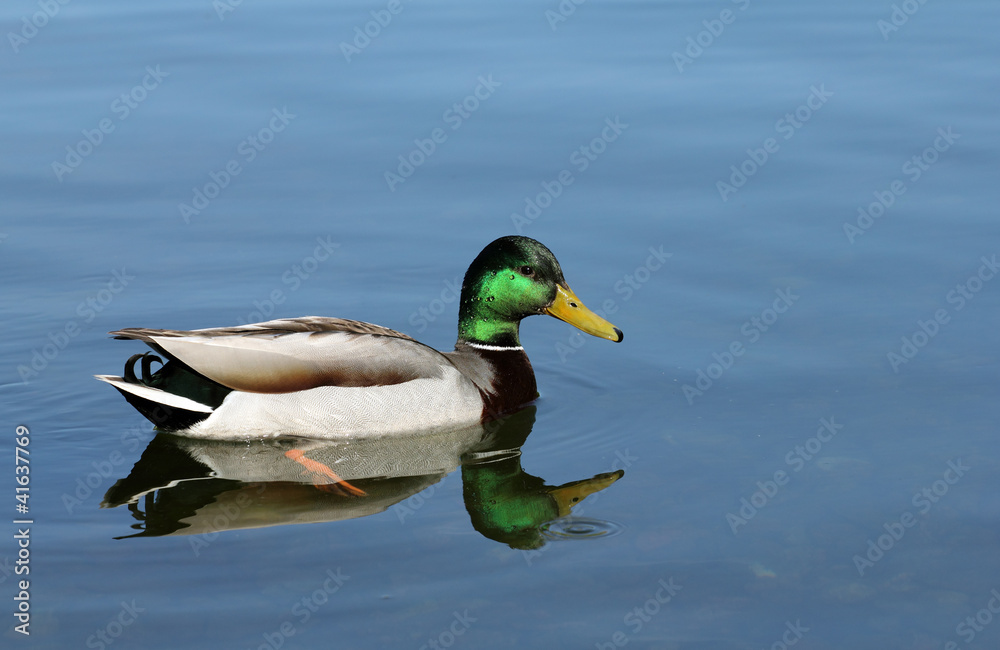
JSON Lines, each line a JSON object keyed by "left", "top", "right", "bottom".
{"left": 183, "top": 371, "right": 485, "bottom": 439}
{"left": 96, "top": 355, "right": 487, "bottom": 439}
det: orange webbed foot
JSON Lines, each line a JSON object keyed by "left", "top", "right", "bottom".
{"left": 284, "top": 449, "right": 366, "bottom": 497}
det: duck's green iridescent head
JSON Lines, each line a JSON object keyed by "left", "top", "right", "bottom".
{"left": 457, "top": 236, "right": 623, "bottom": 348}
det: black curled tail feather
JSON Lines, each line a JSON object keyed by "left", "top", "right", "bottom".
{"left": 124, "top": 353, "right": 163, "bottom": 385}
{"left": 114, "top": 353, "right": 233, "bottom": 430}
{"left": 121, "top": 353, "right": 230, "bottom": 409}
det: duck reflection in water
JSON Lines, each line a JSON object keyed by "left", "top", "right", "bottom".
{"left": 102, "top": 407, "right": 623, "bottom": 549}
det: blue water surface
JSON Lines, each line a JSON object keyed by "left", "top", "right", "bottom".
{"left": 2, "top": 0, "right": 1000, "bottom": 648}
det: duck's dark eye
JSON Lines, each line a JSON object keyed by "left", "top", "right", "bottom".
{"left": 519, "top": 265, "right": 534, "bottom": 277}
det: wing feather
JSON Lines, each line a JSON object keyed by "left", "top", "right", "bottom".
{"left": 111, "top": 317, "right": 452, "bottom": 393}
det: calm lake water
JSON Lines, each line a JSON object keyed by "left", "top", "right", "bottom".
{"left": 3, "top": 0, "right": 1000, "bottom": 648}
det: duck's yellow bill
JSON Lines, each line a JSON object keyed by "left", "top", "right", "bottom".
{"left": 549, "top": 470, "right": 625, "bottom": 516}
{"left": 544, "top": 284, "right": 623, "bottom": 343}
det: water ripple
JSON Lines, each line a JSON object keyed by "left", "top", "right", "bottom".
{"left": 539, "top": 517, "right": 624, "bottom": 541}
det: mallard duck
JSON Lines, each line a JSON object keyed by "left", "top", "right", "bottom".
{"left": 96, "top": 235, "right": 622, "bottom": 439}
